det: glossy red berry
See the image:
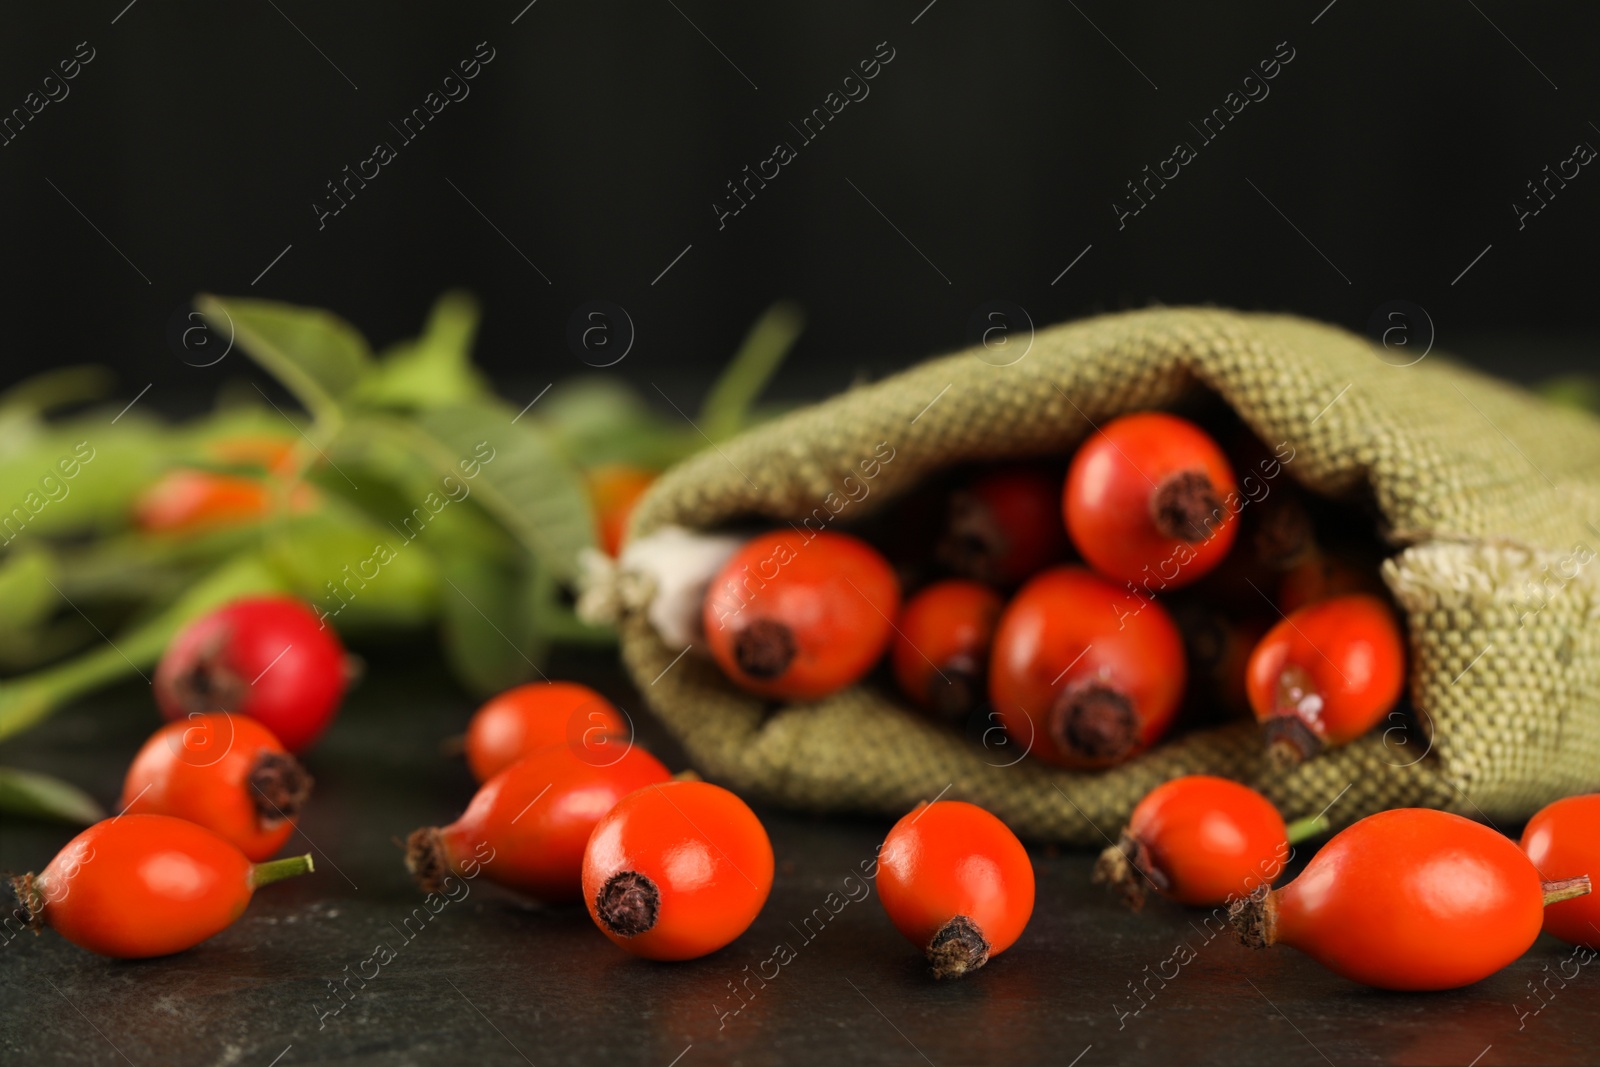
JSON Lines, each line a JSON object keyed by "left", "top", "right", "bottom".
{"left": 584, "top": 780, "right": 774, "bottom": 961}
{"left": 465, "top": 681, "right": 629, "bottom": 783}
{"left": 406, "top": 743, "right": 670, "bottom": 903}
{"left": 891, "top": 580, "right": 1004, "bottom": 722}
{"left": 154, "top": 596, "right": 350, "bottom": 753}
{"left": 1064, "top": 412, "right": 1239, "bottom": 589}
{"left": 121, "top": 713, "right": 312, "bottom": 861}
{"left": 989, "top": 566, "right": 1186, "bottom": 768}
{"left": 8, "top": 814, "right": 313, "bottom": 958}
{"left": 1230, "top": 808, "right": 1591, "bottom": 990}
{"left": 703, "top": 530, "right": 900, "bottom": 700}
{"left": 877, "top": 800, "right": 1035, "bottom": 978}
{"left": 1095, "top": 775, "right": 1308, "bottom": 909}
{"left": 1245, "top": 593, "right": 1405, "bottom": 766}
{"left": 1520, "top": 793, "right": 1600, "bottom": 949}
{"left": 937, "top": 465, "right": 1069, "bottom": 586}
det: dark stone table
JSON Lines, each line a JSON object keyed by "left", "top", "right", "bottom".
{"left": 2, "top": 643, "right": 1594, "bottom": 1066}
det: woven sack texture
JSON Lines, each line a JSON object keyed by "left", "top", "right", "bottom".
{"left": 619, "top": 307, "right": 1600, "bottom": 843}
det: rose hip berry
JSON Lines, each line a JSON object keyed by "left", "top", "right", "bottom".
{"left": 989, "top": 566, "right": 1186, "bottom": 768}
{"left": 465, "top": 681, "right": 630, "bottom": 783}
{"left": 1520, "top": 793, "right": 1600, "bottom": 949}
{"left": 121, "top": 713, "right": 313, "bottom": 862}
{"left": 1245, "top": 593, "right": 1405, "bottom": 767}
{"left": 891, "top": 580, "right": 1004, "bottom": 722}
{"left": 583, "top": 780, "right": 774, "bottom": 961}
{"left": 936, "top": 466, "right": 1069, "bottom": 586}
{"left": 587, "top": 464, "right": 656, "bottom": 557}
{"left": 703, "top": 530, "right": 900, "bottom": 700}
{"left": 1094, "top": 775, "right": 1323, "bottom": 910}
{"left": 134, "top": 469, "right": 317, "bottom": 533}
{"left": 407, "top": 743, "right": 670, "bottom": 903}
{"left": 1064, "top": 412, "right": 1239, "bottom": 589}
{"left": 8, "top": 814, "right": 313, "bottom": 959}
{"left": 1229, "top": 808, "right": 1591, "bottom": 990}
{"left": 877, "top": 800, "right": 1034, "bottom": 979}
{"left": 154, "top": 596, "right": 351, "bottom": 753}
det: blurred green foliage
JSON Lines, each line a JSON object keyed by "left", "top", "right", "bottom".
{"left": 0, "top": 292, "right": 800, "bottom": 821}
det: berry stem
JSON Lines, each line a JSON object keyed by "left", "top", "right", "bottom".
{"left": 1284, "top": 814, "right": 1330, "bottom": 844}
{"left": 250, "top": 853, "right": 315, "bottom": 889}
{"left": 1542, "top": 875, "right": 1592, "bottom": 906}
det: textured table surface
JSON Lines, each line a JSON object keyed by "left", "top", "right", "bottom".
{"left": 2, "top": 643, "right": 1595, "bottom": 1067}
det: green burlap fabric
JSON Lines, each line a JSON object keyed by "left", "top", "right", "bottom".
{"left": 618, "top": 308, "right": 1600, "bottom": 843}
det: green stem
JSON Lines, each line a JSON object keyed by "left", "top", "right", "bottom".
{"left": 251, "top": 853, "right": 315, "bottom": 889}
{"left": 1285, "top": 814, "right": 1330, "bottom": 844}
{"left": 0, "top": 554, "right": 284, "bottom": 742}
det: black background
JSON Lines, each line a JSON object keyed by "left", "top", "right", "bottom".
{"left": 4, "top": 0, "right": 1597, "bottom": 405}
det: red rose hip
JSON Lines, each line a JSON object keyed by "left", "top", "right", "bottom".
{"left": 1229, "top": 808, "right": 1591, "bottom": 990}
{"left": 465, "top": 681, "right": 629, "bottom": 783}
{"left": 1064, "top": 412, "right": 1239, "bottom": 589}
{"left": 703, "top": 530, "right": 900, "bottom": 700}
{"left": 989, "top": 566, "right": 1186, "bottom": 768}
{"left": 154, "top": 596, "right": 350, "bottom": 753}
{"left": 121, "top": 713, "right": 312, "bottom": 861}
{"left": 1245, "top": 593, "right": 1405, "bottom": 766}
{"left": 406, "top": 743, "right": 671, "bottom": 903}
{"left": 877, "top": 800, "right": 1035, "bottom": 979}
{"left": 9, "top": 814, "right": 313, "bottom": 959}
{"left": 936, "top": 465, "right": 1069, "bottom": 586}
{"left": 891, "top": 580, "right": 1004, "bottom": 722}
{"left": 1520, "top": 793, "right": 1600, "bottom": 949}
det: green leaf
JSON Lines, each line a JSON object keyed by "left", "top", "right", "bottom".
{"left": 0, "top": 421, "right": 167, "bottom": 540}
{"left": 0, "top": 366, "right": 114, "bottom": 418}
{"left": 534, "top": 377, "right": 698, "bottom": 469}
{"left": 349, "top": 404, "right": 597, "bottom": 582}
{"left": 0, "top": 554, "right": 284, "bottom": 742}
{"left": 262, "top": 507, "right": 440, "bottom": 634}
{"left": 700, "top": 301, "right": 804, "bottom": 440}
{"left": 436, "top": 552, "right": 546, "bottom": 695}
{"left": 195, "top": 294, "right": 373, "bottom": 423}
{"left": 0, "top": 547, "right": 58, "bottom": 631}
{"left": 0, "top": 767, "right": 106, "bottom": 825}
{"left": 354, "top": 290, "right": 492, "bottom": 409}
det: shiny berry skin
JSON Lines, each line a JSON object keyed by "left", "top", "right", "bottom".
{"left": 465, "top": 681, "right": 629, "bottom": 783}
{"left": 583, "top": 780, "right": 774, "bottom": 961}
{"left": 121, "top": 713, "right": 312, "bottom": 862}
{"left": 989, "top": 566, "right": 1186, "bottom": 768}
{"left": 1095, "top": 776, "right": 1289, "bottom": 909}
{"left": 891, "top": 580, "right": 1004, "bottom": 722}
{"left": 1520, "top": 793, "right": 1600, "bottom": 949}
{"left": 1064, "top": 412, "right": 1239, "bottom": 589}
{"left": 1230, "top": 808, "right": 1590, "bottom": 990}
{"left": 154, "top": 596, "right": 350, "bottom": 753}
{"left": 587, "top": 465, "right": 656, "bottom": 556}
{"left": 703, "top": 530, "right": 900, "bottom": 700}
{"left": 407, "top": 744, "right": 670, "bottom": 904}
{"left": 877, "top": 800, "right": 1034, "bottom": 979}
{"left": 936, "top": 466, "right": 1069, "bottom": 586}
{"left": 8, "top": 814, "right": 313, "bottom": 959}
{"left": 1245, "top": 593, "right": 1405, "bottom": 766}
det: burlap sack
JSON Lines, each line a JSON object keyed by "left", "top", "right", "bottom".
{"left": 614, "top": 308, "right": 1600, "bottom": 843}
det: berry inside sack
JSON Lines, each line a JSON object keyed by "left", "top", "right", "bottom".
{"left": 591, "top": 307, "right": 1600, "bottom": 842}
